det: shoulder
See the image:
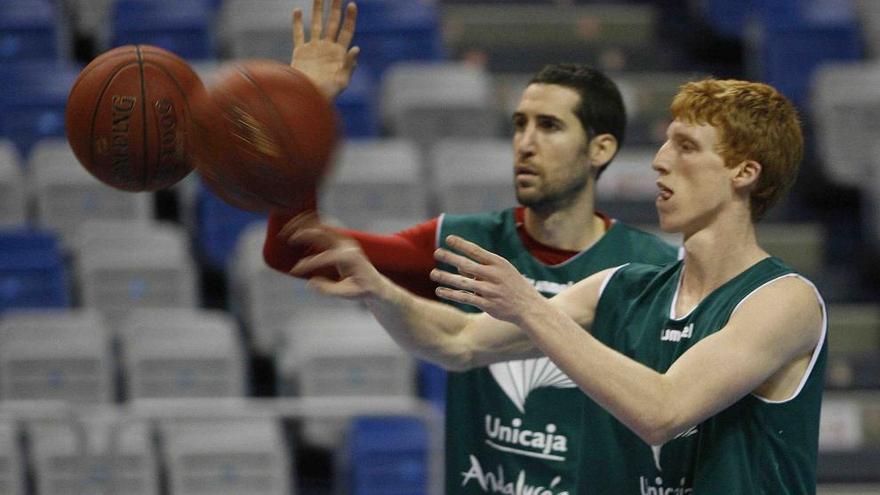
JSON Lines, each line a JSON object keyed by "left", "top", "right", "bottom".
{"left": 599, "top": 261, "right": 679, "bottom": 306}
{"left": 440, "top": 209, "right": 510, "bottom": 226}
{"left": 612, "top": 260, "right": 677, "bottom": 286}
{"left": 729, "top": 273, "right": 825, "bottom": 353}
{"left": 734, "top": 272, "right": 824, "bottom": 320}
{"left": 438, "top": 209, "right": 513, "bottom": 245}
{"left": 606, "top": 222, "right": 679, "bottom": 263}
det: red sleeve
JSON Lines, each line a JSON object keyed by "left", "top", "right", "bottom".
{"left": 263, "top": 207, "right": 440, "bottom": 299}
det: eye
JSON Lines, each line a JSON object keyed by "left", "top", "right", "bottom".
{"left": 512, "top": 115, "right": 526, "bottom": 130}
{"left": 678, "top": 140, "right": 696, "bottom": 153}
{"left": 537, "top": 116, "right": 561, "bottom": 131}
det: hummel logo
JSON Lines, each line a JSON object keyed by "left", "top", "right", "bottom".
{"left": 660, "top": 323, "right": 694, "bottom": 343}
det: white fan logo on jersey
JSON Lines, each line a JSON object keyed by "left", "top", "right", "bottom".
{"left": 489, "top": 357, "right": 577, "bottom": 413}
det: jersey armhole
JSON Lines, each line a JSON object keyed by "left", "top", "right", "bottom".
{"left": 598, "top": 264, "right": 629, "bottom": 300}
{"left": 735, "top": 274, "right": 828, "bottom": 404}
{"left": 435, "top": 213, "right": 447, "bottom": 249}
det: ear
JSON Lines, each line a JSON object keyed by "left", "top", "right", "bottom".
{"left": 731, "top": 159, "right": 762, "bottom": 191}
{"left": 587, "top": 133, "right": 618, "bottom": 172}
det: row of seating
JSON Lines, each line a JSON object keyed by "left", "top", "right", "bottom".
{"left": 0, "top": 135, "right": 836, "bottom": 280}
{"left": 809, "top": 60, "right": 880, "bottom": 254}
{"left": 5, "top": 0, "right": 444, "bottom": 75}
{"left": 0, "top": 217, "right": 868, "bottom": 402}
{"left": 0, "top": 367, "right": 877, "bottom": 493}
{"left": 0, "top": 408, "right": 431, "bottom": 495}
{"left": 0, "top": 54, "right": 694, "bottom": 161}
{"left": 692, "top": 0, "right": 868, "bottom": 107}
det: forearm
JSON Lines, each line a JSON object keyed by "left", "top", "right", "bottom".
{"left": 365, "top": 280, "right": 537, "bottom": 371}
{"left": 363, "top": 280, "right": 477, "bottom": 370}
{"left": 266, "top": 215, "right": 438, "bottom": 299}
{"left": 518, "top": 303, "right": 677, "bottom": 445}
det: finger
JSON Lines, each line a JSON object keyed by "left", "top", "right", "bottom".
{"left": 290, "top": 249, "right": 348, "bottom": 277}
{"left": 342, "top": 46, "right": 360, "bottom": 72}
{"left": 325, "top": 0, "right": 343, "bottom": 41}
{"left": 286, "top": 227, "right": 339, "bottom": 251}
{"left": 430, "top": 268, "right": 490, "bottom": 296}
{"left": 336, "top": 2, "right": 357, "bottom": 48}
{"left": 310, "top": 0, "right": 325, "bottom": 40}
{"left": 445, "top": 235, "right": 498, "bottom": 265}
{"left": 277, "top": 211, "right": 315, "bottom": 238}
{"left": 435, "top": 286, "right": 488, "bottom": 310}
{"left": 292, "top": 8, "right": 305, "bottom": 48}
{"left": 278, "top": 211, "right": 318, "bottom": 239}
{"left": 433, "top": 247, "right": 490, "bottom": 279}
{"left": 308, "top": 277, "right": 362, "bottom": 298}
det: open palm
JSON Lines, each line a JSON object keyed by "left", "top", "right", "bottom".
{"left": 291, "top": 0, "right": 360, "bottom": 100}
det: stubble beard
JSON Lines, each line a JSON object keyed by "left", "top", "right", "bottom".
{"left": 515, "top": 170, "right": 591, "bottom": 215}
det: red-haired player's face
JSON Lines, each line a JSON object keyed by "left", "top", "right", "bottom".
{"left": 511, "top": 83, "right": 592, "bottom": 212}
{"left": 653, "top": 119, "right": 732, "bottom": 236}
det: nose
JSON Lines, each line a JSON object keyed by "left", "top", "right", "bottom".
{"left": 652, "top": 141, "right": 671, "bottom": 173}
{"left": 515, "top": 123, "right": 537, "bottom": 159}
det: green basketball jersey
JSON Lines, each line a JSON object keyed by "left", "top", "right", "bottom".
{"left": 438, "top": 209, "right": 678, "bottom": 495}
{"left": 585, "top": 257, "right": 827, "bottom": 494}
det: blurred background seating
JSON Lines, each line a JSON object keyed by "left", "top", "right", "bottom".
{"left": 0, "top": 0, "right": 876, "bottom": 493}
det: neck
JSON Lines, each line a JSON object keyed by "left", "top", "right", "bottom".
{"left": 678, "top": 208, "right": 768, "bottom": 305}
{"left": 522, "top": 187, "right": 605, "bottom": 251}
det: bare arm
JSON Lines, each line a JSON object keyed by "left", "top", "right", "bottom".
{"left": 433, "top": 235, "right": 824, "bottom": 445}
{"left": 285, "top": 221, "right": 539, "bottom": 371}
{"left": 290, "top": 0, "right": 360, "bottom": 100}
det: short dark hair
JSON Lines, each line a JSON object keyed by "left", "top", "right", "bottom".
{"left": 529, "top": 64, "right": 627, "bottom": 178}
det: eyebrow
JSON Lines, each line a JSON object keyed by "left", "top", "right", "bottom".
{"left": 512, "top": 112, "right": 565, "bottom": 124}
{"left": 669, "top": 130, "right": 699, "bottom": 144}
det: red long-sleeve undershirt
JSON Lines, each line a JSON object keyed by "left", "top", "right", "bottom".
{"left": 263, "top": 205, "right": 611, "bottom": 300}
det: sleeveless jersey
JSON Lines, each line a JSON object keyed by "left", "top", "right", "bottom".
{"left": 585, "top": 257, "right": 827, "bottom": 494}
{"left": 438, "top": 209, "right": 678, "bottom": 495}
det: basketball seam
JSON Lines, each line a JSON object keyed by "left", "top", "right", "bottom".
{"left": 87, "top": 57, "right": 139, "bottom": 173}
{"left": 136, "top": 45, "right": 149, "bottom": 191}
{"left": 234, "top": 65, "right": 307, "bottom": 211}
{"left": 84, "top": 46, "right": 137, "bottom": 169}
{"left": 139, "top": 55, "right": 198, "bottom": 190}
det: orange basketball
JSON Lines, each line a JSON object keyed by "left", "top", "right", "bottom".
{"left": 65, "top": 45, "right": 203, "bottom": 192}
{"left": 189, "top": 60, "right": 338, "bottom": 213}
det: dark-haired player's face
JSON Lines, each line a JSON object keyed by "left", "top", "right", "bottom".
{"left": 512, "top": 83, "right": 591, "bottom": 212}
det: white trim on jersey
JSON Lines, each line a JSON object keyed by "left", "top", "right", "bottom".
{"left": 598, "top": 264, "right": 629, "bottom": 300}
{"left": 726, "top": 273, "right": 828, "bottom": 404}
{"left": 434, "top": 212, "right": 447, "bottom": 249}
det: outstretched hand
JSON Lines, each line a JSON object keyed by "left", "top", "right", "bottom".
{"left": 291, "top": 0, "right": 360, "bottom": 100}
{"left": 283, "top": 213, "right": 388, "bottom": 300}
{"left": 431, "top": 235, "right": 547, "bottom": 324}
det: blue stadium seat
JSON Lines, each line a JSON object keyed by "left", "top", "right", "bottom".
{"left": 336, "top": 67, "right": 380, "bottom": 138}
{"left": 111, "top": 0, "right": 217, "bottom": 60}
{"left": 0, "top": 228, "right": 69, "bottom": 313}
{"left": 346, "top": 416, "right": 428, "bottom": 495}
{"left": 696, "top": 0, "right": 755, "bottom": 38}
{"left": 0, "top": 61, "right": 81, "bottom": 157}
{"left": 745, "top": 0, "right": 864, "bottom": 107}
{"left": 353, "top": 1, "right": 445, "bottom": 80}
{"left": 417, "top": 361, "right": 446, "bottom": 411}
{"left": 196, "top": 181, "right": 266, "bottom": 270}
{"left": 0, "top": 0, "right": 60, "bottom": 62}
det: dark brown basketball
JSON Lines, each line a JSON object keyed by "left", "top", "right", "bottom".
{"left": 189, "top": 60, "right": 338, "bottom": 213}
{"left": 65, "top": 45, "right": 203, "bottom": 192}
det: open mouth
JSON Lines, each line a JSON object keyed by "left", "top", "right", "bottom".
{"left": 657, "top": 182, "right": 673, "bottom": 201}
